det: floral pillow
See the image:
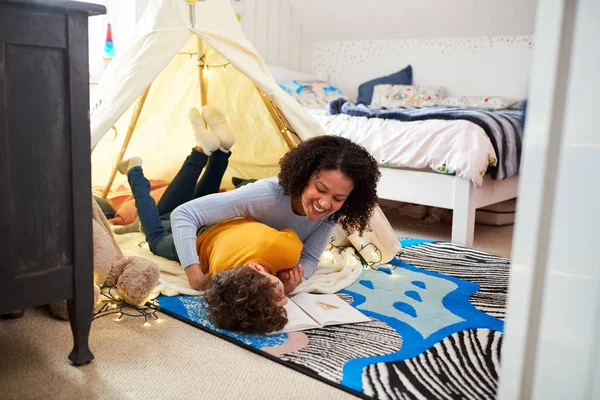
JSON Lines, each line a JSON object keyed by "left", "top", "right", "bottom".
{"left": 434, "top": 96, "right": 518, "bottom": 110}
{"left": 279, "top": 80, "right": 343, "bottom": 109}
{"left": 370, "top": 84, "right": 445, "bottom": 108}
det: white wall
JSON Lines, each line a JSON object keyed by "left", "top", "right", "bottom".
{"left": 313, "top": 36, "right": 533, "bottom": 101}
{"left": 127, "top": 0, "right": 312, "bottom": 72}
{"left": 301, "top": 0, "right": 537, "bottom": 100}
{"left": 89, "top": 0, "right": 539, "bottom": 78}
{"left": 86, "top": 0, "right": 539, "bottom": 78}
{"left": 288, "top": 0, "right": 538, "bottom": 42}
{"left": 229, "top": 0, "right": 312, "bottom": 72}
{"left": 87, "top": 0, "right": 536, "bottom": 97}
{"left": 88, "top": 0, "right": 139, "bottom": 82}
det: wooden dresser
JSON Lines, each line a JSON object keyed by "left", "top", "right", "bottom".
{"left": 0, "top": 0, "right": 106, "bottom": 364}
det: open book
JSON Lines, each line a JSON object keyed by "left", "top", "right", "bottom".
{"left": 281, "top": 293, "right": 370, "bottom": 333}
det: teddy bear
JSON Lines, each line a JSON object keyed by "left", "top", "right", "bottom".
{"left": 50, "top": 197, "right": 160, "bottom": 320}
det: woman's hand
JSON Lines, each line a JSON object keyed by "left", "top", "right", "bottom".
{"left": 277, "top": 264, "right": 304, "bottom": 294}
{"left": 185, "top": 263, "right": 211, "bottom": 290}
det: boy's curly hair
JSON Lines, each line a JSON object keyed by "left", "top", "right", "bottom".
{"left": 204, "top": 266, "right": 288, "bottom": 334}
{"left": 278, "top": 135, "right": 381, "bottom": 234}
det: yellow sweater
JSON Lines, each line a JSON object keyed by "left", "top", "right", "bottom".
{"left": 196, "top": 218, "right": 303, "bottom": 276}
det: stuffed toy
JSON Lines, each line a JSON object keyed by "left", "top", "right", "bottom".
{"left": 50, "top": 197, "right": 160, "bottom": 320}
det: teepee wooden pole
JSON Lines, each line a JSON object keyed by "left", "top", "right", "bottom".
{"left": 258, "top": 90, "right": 300, "bottom": 149}
{"left": 196, "top": 37, "right": 207, "bottom": 107}
{"left": 101, "top": 85, "right": 151, "bottom": 199}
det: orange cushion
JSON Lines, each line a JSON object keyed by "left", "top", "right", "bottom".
{"left": 93, "top": 179, "right": 229, "bottom": 226}
{"left": 111, "top": 185, "right": 168, "bottom": 225}
{"left": 91, "top": 180, "right": 169, "bottom": 225}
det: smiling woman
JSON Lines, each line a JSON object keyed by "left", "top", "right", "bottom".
{"left": 279, "top": 135, "right": 381, "bottom": 234}
{"left": 291, "top": 169, "right": 354, "bottom": 221}
{"left": 170, "top": 135, "right": 381, "bottom": 293}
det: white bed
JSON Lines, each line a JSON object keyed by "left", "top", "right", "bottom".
{"left": 267, "top": 37, "right": 530, "bottom": 246}
{"left": 309, "top": 109, "right": 497, "bottom": 187}
{"left": 308, "top": 108, "right": 519, "bottom": 247}
{"left": 377, "top": 168, "right": 518, "bottom": 247}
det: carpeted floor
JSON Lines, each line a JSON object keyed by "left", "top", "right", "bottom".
{"left": 0, "top": 213, "right": 512, "bottom": 399}
{"left": 382, "top": 205, "right": 513, "bottom": 259}
{"left": 0, "top": 307, "right": 354, "bottom": 400}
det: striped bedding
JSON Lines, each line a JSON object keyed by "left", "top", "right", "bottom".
{"left": 309, "top": 109, "right": 498, "bottom": 186}
{"left": 327, "top": 98, "right": 525, "bottom": 182}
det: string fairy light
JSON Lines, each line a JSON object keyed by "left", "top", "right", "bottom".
{"left": 180, "top": 52, "right": 297, "bottom": 142}
{"left": 197, "top": 54, "right": 231, "bottom": 71}
{"left": 177, "top": 52, "right": 231, "bottom": 72}
{"left": 93, "top": 286, "right": 163, "bottom": 327}
{"left": 326, "top": 231, "right": 403, "bottom": 272}
{"left": 266, "top": 97, "right": 297, "bottom": 139}
{"left": 322, "top": 250, "right": 334, "bottom": 263}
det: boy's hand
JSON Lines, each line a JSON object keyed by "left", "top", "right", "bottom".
{"left": 277, "top": 264, "right": 304, "bottom": 294}
{"left": 185, "top": 263, "right": 211, "bottom": 290}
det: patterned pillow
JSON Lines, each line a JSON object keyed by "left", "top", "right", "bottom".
{"left": 434, "top": 96, "right": 518, "bottom": 110}
{"left": 279, "top": 80, "right": 343, "bottom": 109}
{"left": 357, "top": 65, "right": 413, "bottom": 105}
{"left": 371, "top": 84, "right": 445, "bottom": 108}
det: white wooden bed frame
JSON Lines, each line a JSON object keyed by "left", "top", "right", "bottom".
{"left": 377, "top": 168, "right": 519, "bottom": 247}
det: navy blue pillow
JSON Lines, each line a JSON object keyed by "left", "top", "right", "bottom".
{"left": 357, "top": 65, "right": 413, "bottom": 105}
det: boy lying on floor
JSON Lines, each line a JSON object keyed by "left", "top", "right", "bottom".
{"left": 198, "top": 217, "right": 304, "bottom": 334}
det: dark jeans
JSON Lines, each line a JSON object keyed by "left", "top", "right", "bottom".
{"left": 127, "top": 148, "right": 231, "bottom": 262}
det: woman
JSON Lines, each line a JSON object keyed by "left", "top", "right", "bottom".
{"left": 172, "top": 132, "right": 381, "bottom": 293}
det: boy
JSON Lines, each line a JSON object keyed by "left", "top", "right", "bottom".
{"left": 197, "top": 218, "right": 305, "bottom": 333}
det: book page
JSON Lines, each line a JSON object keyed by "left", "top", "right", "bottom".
{"left": 291, "top": 293, "right": 370, "bottom": 327}
{"left": 280, "top": 298, "right": 320, "bottom": 333}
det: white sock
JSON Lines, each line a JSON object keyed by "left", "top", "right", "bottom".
{"left": 202, "top": 105, "right": 235, "bottom": 151}
{"left": 189, "top": 107, "right": 219, "bottom": 155}
{"left": 113, "top": 218, "right": 142, "bottom": 234}
{"left": 117, "top": 157, "right": 142, "bottom": 175}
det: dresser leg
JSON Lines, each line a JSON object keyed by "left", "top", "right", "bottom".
{"left": 0, "top": 310, "right": 25, "bottom": 319}
{"left": 66, "top": 294, "right": 94, "bottom": 365}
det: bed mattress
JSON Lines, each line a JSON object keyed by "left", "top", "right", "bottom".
{"left": 309, "top": 109, "right": 497, "bottom": 186}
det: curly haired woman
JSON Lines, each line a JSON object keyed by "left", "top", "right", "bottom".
{"left": 173, "top": 133, "right": 381, "bottom": 295}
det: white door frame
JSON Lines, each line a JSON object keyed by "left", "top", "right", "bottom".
{"left": 498, "top": 0, "right": 600, "bottom": 398}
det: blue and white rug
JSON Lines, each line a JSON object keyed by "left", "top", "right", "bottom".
{"left": 157, "top": 239, "right": 510, "bottom": 399}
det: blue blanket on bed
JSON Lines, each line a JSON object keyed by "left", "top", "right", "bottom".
{"left": 328, "top": 98, "right": 525, "bottom": 181}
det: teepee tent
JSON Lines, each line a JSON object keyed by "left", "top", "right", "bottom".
{"left": 90, "top": 0, "right": 324, "bottom": 196}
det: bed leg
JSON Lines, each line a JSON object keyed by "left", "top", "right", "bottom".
{"left": 452, "top": 177, "right": 476, "bottom": 247}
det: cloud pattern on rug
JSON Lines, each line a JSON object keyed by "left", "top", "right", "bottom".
{"left": 350, "top": 268, "right": 465, "bottom": 338}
